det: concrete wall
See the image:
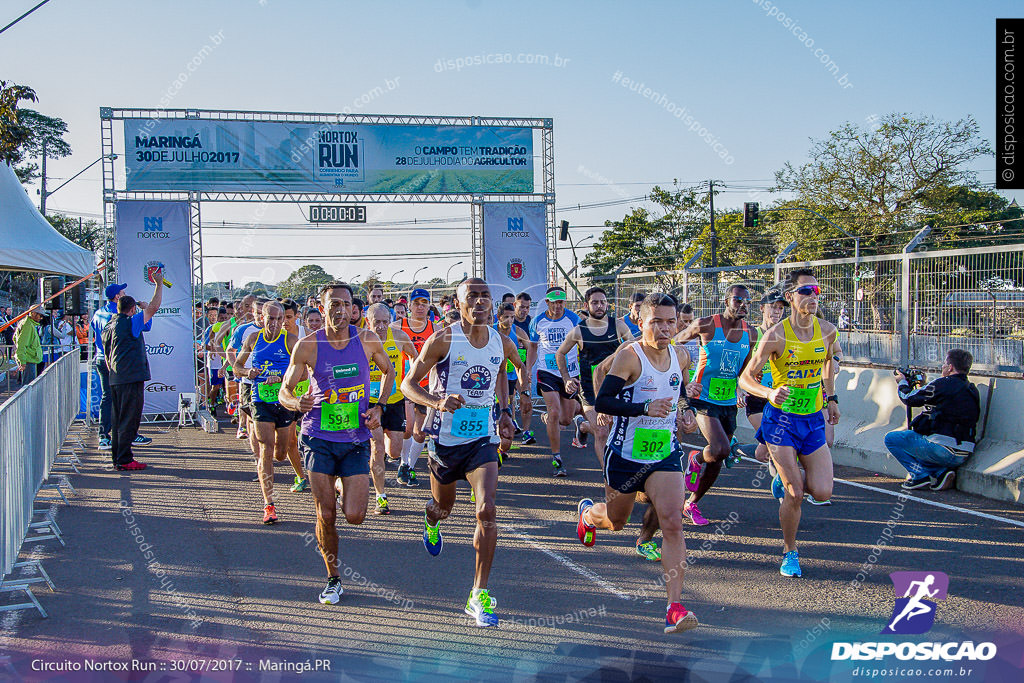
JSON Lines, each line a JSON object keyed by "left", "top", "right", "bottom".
{"left": 735, "top": 368, "right": 1024, "bottom": 506}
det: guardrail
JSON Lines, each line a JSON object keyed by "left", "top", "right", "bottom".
{"left": 1, "top": 351, "right": 79, "bottom": 579}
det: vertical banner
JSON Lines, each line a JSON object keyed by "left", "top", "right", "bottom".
{"left": 483, "top": 202, "right": 549, "bottom": 304}
{"left": 115, "top": 201, "right": 195, "bottom": 414}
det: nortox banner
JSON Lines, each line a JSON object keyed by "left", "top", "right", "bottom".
{"left": 115, "top": 201, "right": 195, "bottom": 415}
{"left": 483, "top": 203, "right": 549, "bottom": 303}
{"left": 124, "top": 120, "right": 533, "bottom": 193}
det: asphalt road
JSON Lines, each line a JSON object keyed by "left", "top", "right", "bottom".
{"left": 2, "top": 413, "right": 1023, "bottom": 682}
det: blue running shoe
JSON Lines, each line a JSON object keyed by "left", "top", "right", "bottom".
{"left": 465, "top": 589, "right": 498, "bottom": 627}
{"left": 780, "top": 550, "right": 802, "bottom": 577}
{"left": 423, "top": 515, "right": 443, "bottom": 556}
{"left": 771, "top": 473, "right": 785, "bottom": 503}
{"left": 133, "top": 434, "right": 152, "bottom": 446}
{"left": 523, "top": 430, "right": 536, "bottom": 445}
{"left": 725, "top": 436, "right": 742, "bottom": 468}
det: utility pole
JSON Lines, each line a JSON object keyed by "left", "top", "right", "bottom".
{"left": 708, "top": 179, "right": 717, "bottom": 267}
{"left": 40, "top": 138, "right": 47, "bottom": 214}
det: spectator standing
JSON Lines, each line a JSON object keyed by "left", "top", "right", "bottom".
{"left": 14, "top": 307, "right": 44, "bottom": 384}
{"left": 92, "top": 283, "right": 128, "bottom": 450}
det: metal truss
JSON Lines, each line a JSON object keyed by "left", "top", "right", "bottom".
{"left": 111, "top": 190, "right": 548, "bottom": 205}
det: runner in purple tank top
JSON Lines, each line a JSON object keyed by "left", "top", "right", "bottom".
{"left": 280, "top": 282, "right": 394, "bottom": 606}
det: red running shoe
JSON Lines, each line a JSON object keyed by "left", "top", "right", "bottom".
{"left": 576, "top": 498, "right": 596, "bottom": 546}
{"left": 116, "top": 460, "right": 147, "bottom": 471}
{"left": 263, "top": 504, "right": 278, "bottom": 525}
{"left": 665, "top": 602, "right": 699, "bottom": 633}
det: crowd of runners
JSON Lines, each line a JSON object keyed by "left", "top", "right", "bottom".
{"left": 186, "top": 269, "right": 842, "bottom": 634}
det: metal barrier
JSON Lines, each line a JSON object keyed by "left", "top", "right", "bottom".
{"left": 590, "top": 241, "right": 1024, "bottom": 377}
{"left": 1, "top": 351, "right": 79, "bottom": 579}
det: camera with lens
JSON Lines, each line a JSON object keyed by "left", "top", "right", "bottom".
{"left": 894, "top": 366, "right": 927, "bottom": 388}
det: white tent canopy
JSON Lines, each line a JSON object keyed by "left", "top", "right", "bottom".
{"left": 0, "top": 162, "right": 94, "bottom": 277}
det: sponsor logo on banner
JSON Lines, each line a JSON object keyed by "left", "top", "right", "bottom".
{"left": 146, "top": 382, "right": 177, "bottom": 393}
{"left": 315, "top": 130, "right": 363, "bottom": 186}
{"left": 507, "top": 257, "right": 525, "bottom": 281}
{"left": 144, "top": 261, "right": 165, "bottom": 285}
{"left": 155, "top": 307, "right": 181, "bottom": 317}
{"left": 137, "top": 217, "right": 169, "bottom": 239}
{"left": 146, "top": 343, "right": 174, "bottom": 356}
{"left": 502, "top": 217, "right": 530, "bottom": 238}
{"left": 831, "top": 571, "right": 997, "bottom": 663}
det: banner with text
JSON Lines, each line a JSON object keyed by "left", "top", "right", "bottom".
{"left": 483, "top": 203, "right": 549, "bottom": 304}
{"left": 124, "top": 120, "right": 533, "bottom": 193}
{"left": 115, "top": 201, "right": 195, "bottom": 414}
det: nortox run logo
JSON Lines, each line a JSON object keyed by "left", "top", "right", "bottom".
{"left": 137, "top": 216, "right": 169, "bottom": 239}
{"left": 501, "top": 216, "right": 529, "bottom": 239}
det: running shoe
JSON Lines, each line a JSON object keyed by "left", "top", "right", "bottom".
{"left": 573, "top": 415, "right": 588, "bottom": 447}
{"left": 423, "top": 515, "right": 443, "bottom": 556}
{"left": 319, "top": 576, "right": 343, "bottom": 605}
{"left": 375, "top": 494, "right": 390, "bottom": 515}
{"left": 780, "top": 550, "right": 802, "bottom": 577}
{"left": 497, "top": 450, "right": 506, "bottom": 469}
{"left": 724, "top": 436, "right": 742, "bottom": 468}
{"left": 901, "top": 475, "right": 932, "bottom": 490}
{"left": 116, "top": 460, "right": 147, "bottom": 471}
{"left": 236, "top": 426, "right": 247, "bottom": 439}
{"left": 523, "top": 430, "right": 537, "bottom": 445}
{"left": 771, "top": 473, "right": 785, "bottom": 503}
{"left": 98, "top": 436, "right": 111, "bottom": 450}
{"left": 684, "top": 450, "right": 703, "bottom": 493}
{"left": 805, "top": 494, "right": 832, "bottom": 506}
{"left": 576, "top": 498, "right": 596, "bottom": 546}
{"left": 262, "top": 504, "right": 278, "bottom": 525}
{"left": 406, "top": 469, "right": 419, "bottom": 487}
{"left": 552, "top": 457, "right": 567, "bottom": 477}
{"left": 683, "top": 501, "right": 710, "bottom": 526}
{"left": 227, "top": 401, "right": 237, "bottom": 416}
{"left": 397, "top": 464, "right": 410, "bottom": 486}
{"left": 133, "top": 434, "right": 152, "bottom": 446}
{"left": 665, "top": 602, "right": 699, "bottom": 633}
{"left": 470, "top": 487, "right": 476, "bottom": 504}
{"left": 635, "top": 540, "right": 661, "bottom": 561}
{"left": 930, "top": 469, "right": 956, "bottom": 491}
{"left": 290, "top": 476, "right": 309, "bottom": 493}
{"left": 465, "top": 589, "right": 498, "bottom": 627}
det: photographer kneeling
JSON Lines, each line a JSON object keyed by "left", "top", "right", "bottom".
{"left": 884, "top": 349, "right": 980, "bottom": 492}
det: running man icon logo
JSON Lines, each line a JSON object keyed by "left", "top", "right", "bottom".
{"left": 880, "top": 571, "right": 949, "bottom": 635}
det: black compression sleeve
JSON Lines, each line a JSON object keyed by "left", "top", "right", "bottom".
{"left": 595, "top": 374, "right": 646, "bottom": 417}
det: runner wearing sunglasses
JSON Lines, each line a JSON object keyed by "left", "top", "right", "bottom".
{"left": 739, "top": 268, "right": 841, "bottom": 578}
{"left": 674, "top": 285, "right": 756, "bottom": 526}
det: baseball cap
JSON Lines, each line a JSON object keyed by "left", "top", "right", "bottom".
{"left": 762, "top": 290, "right": 789, "bottom": 306}
{"left": 105, "top": 283, "right": 128, "bottom": 300}
{"left": 545, "top": 289, "right": 567, "bottom": 302}
{"left": 410, "top": 288, "right": 430, "bottom": 302}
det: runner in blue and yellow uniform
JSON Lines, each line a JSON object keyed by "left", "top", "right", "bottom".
{"left": 674, "top": 285, "right": 756, "bottom": 526}
{"left": 740, "top": 267, "right": 841, "bottom": 578}
{"left": 494, "top": 303, "right": 532, "bottom": 465}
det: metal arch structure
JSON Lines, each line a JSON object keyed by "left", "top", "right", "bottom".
{"left": 100, "top": 107, "right": 555, "bottom": 416}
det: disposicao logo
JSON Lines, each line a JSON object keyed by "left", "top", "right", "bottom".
{"left": 831, "top": 571, "right": 996, "bottom": 663}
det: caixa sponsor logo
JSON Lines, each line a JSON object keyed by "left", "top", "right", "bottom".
{"left": 146, "top": 382, "right": 177, "bottom": 393}
{"left": 146, "top": 343, "right": 173, "bottom": 356}
{"left": 832, "top": 571, "right": 997, "bottom": 662}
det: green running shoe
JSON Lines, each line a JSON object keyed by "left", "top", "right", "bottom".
{"left": 423, "top": 515, "right": 443, "bottom": 556}
{"left": 465, "top": 589, "right": 498, "bottom": 627}
{"left": 290, "top": 476, "right": 309, "bottom": 493}
{"left": 635, "top": 540, "right": 661, "bottom": 561}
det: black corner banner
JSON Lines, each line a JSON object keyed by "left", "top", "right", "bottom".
{"left": 997, "top": 18, "right": 1024, "bottom": 189}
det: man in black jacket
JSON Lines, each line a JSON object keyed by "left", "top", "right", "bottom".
{"left": 102, "top": 271, "right": 163, "bottom": 471}
{"left": 884, "top": 348, "right": 981, "bottom": 492}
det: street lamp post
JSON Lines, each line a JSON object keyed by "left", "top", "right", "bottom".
{"left": 445, "top": 260, "right": 464, "bottom": 285}
{"left": 390, "top": 269, "right": 405, "bottom": 284}
{"left": 567, "top": 234, "right": 594, "bottom": 283}
{"left": 411, "top": 265, "right": 428, "bottom": 286}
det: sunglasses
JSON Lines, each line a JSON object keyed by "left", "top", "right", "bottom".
{"left": 730, "top": 296, "right": 751, "bottom": 304}
{"left": 791, "top": 284, "right": 821, "bottom": 296}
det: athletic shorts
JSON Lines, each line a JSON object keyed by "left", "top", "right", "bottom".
{"left": 253, "top": 401, "right": 296, "bottom": 429}
{"left": 580, "top": 377, "right": 597, "bottom": 408}
{"left": 378, "top": 398, "right": 407, "bottom": 432}
{"left": 300, "top": 435, "right": 370, "bottom": 478}
{"left": 755, "top": 403, "right": 827, "bottom": 456}
{"left": 209, "top": 367, "right": 224, "bottom": 386}
{"left": 429, "top": 437, "right": 499, "bottom": 485}
{"left": 414, "top": 402, "right": 428, "bottom": 416}
{"left": 745, "top": 394, "right": 768, "bottom": 417}
{"left": 239, "top": 383, "right": 253, "bottom": 417}
{"left": 688, "top": 398, "right": 738, "bottom": 437}
{"left": 537, "top": 370, "right": 576, "bottom": 400}
{"left": 603, "top": 448, "right": 684, "bottom": 494}
{"left": 507, "top": 376, "right": 518, "bottom": 399}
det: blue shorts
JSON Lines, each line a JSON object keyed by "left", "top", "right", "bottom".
{"left": 755, "top": 403, "right": 827, "bottom": 456}
{"left": 209, "top": 367, "right": 224, "bottom": 386}
{"left": 300, "top": 435, "right": 370, "bottom": 478}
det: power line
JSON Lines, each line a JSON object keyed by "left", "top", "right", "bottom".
{"left": 0, "top": 0, "right": 49, "bottom": 36}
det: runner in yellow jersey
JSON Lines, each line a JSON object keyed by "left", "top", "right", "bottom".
{"left": 367, "top": 303, "right": 418, "bottom": 513}
{"left": 739, "top": 268, "right": 841, "bottom": 578}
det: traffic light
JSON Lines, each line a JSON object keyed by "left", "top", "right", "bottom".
{"left": 559, "top": 220, "right": 570, "bottom": 241}
{"left": 743, "top": 202, "right": 760, "bottom": 229}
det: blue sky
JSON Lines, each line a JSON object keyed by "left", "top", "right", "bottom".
{"left": 1, "top": 0, "right": 1015, "bottom": 287}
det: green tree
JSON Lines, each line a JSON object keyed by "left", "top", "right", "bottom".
{"left": 0, "top": 80, "right": 38, "bottom": 181}
{"left": 13, "top": 109, "right": 72, "bottom": 184}
{"left": 47, "top": 213, "right": 101, "bottom": 252}
{"left": 276, "top": 264, "right": 336, "bottom": 300}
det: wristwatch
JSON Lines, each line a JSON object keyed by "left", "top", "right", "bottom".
{"left": 501, "top": 407, "right": 513, "bottom": 417}
{"left": 643, "top": 399, "right": 652, "bottom": 416}
{"left": 826, "top": 394, "right": 839, "bottom": 404}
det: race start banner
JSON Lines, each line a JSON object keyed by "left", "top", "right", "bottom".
{"left": 115, "top": 201, "right": 195, "bottom": 414}
{"left": 483, "top": 203, "right": 548, "bottom": 303}
{"left": 124, "top": 120, "right": 533, "bottom": 194}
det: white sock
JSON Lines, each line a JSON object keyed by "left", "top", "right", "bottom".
{"left": 400, "top": 439, "right": 415, "bottom": 466}
{"left": 407, "top": 439, "right": 425, "bottom": 468}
